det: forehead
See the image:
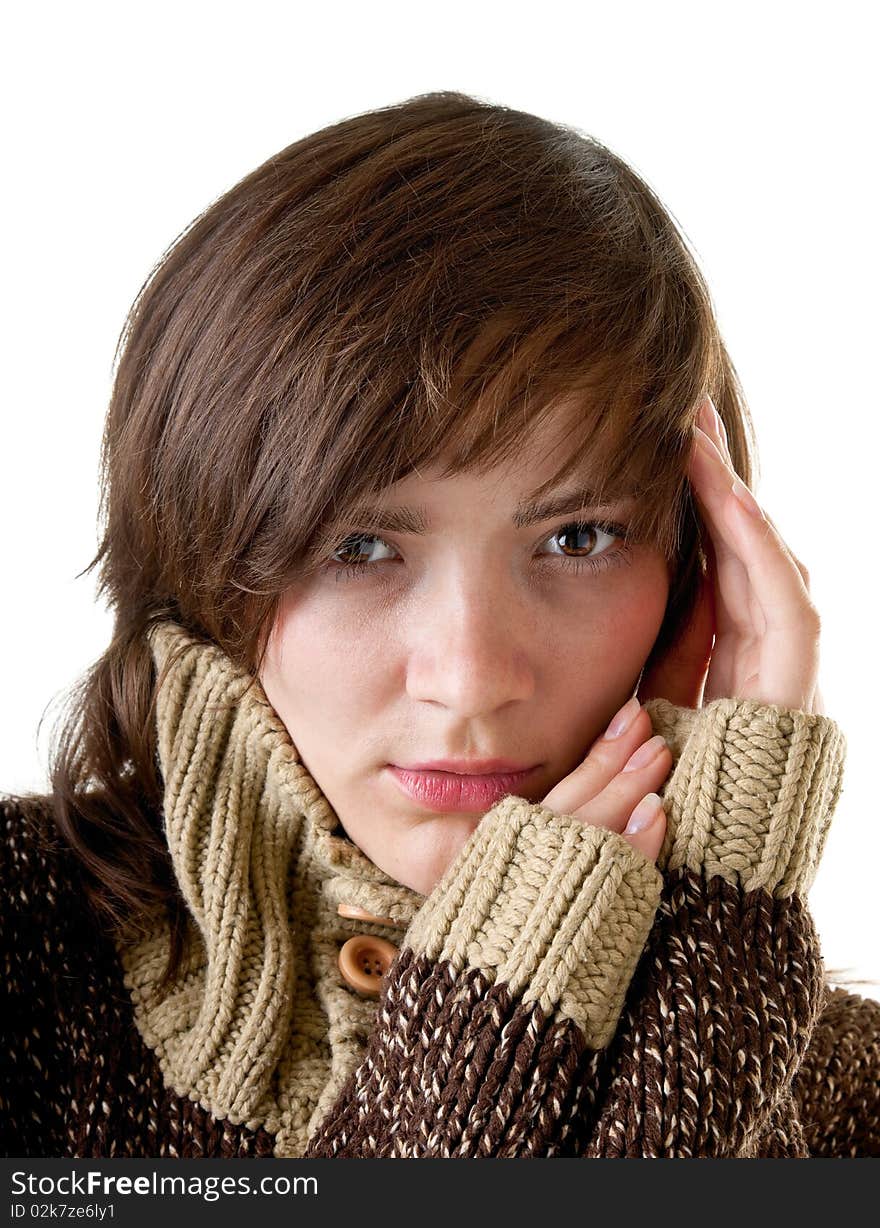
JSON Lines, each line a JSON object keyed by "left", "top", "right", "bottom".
{"left": 395, "top": 399, "right": 597, "bottom": 496}
{"left": 502, "top": 394, "right": 589, "bottom": 466}
{"left": 345, "top": 409, "right": 636, "bottom": 536}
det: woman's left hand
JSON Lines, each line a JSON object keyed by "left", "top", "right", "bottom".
{"left": 638, "top": 394, "right": 825, "bottom": 716}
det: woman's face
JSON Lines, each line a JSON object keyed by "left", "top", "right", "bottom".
{"left": 260, "top": 407, "right": 671, "bottom": 895}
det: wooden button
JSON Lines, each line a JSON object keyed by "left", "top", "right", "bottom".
{"left": 337, "top": 902, "right": 397, "bottom": 926}
{"left": 338, "top": 934, "right": 398, "bottom": 997}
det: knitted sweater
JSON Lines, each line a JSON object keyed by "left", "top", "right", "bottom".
{"left": 2, "top": 619, "right": 879, "bottom": 1158}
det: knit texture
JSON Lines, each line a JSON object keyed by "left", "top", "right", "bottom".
{"left": 2, "top": 617, "right": 877, "bottom": 1157}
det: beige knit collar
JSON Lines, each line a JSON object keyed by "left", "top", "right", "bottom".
{"left": 115, "top": 618, "right": 426, "bottom": 1144}
{"left": 148, "top": 616, "right": 427, "bottom": 926}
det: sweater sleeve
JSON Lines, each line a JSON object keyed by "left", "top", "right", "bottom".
{"left": 304, "top": 696, "right": 848, "bottom": 1158}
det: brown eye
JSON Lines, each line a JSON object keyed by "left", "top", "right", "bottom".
{"left": 539, "top": 520, "right": 633, "bottom": 578}
{"left": 328, "top": 532, "right": 398, "bottom": 581}
{"left": 543, "top": 520, "right": 623, "bottom": 559}
{"left": 554, "top": 523, "right": 603, "bottom": 556}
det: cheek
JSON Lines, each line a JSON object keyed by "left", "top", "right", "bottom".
{"left": 266, "top": 556, "right": 669, "bottom": 701}
{"left": 604, "top": 574, "right": 669, "bottom": 646}
{"left": 541, "top": 562, "right": 669, "bottom": 680}
{"left": 557, "top": 555, "right": 668, "bottom": 632}
{"left": 536, "top": 569, "right": 670, "bottom": 756}
{"left": 265, "top": 591, "right": 392, "bottom": 713}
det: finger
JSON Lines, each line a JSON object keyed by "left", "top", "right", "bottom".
{"left": 693, "top": 399, "right": 819, "bottom": 708}
{"left": 689, "top": 437, "right": 762, "bottom": 637}
{"left": 694, "top": 401, "right": 755, "bottom": 562}
{"left": 761, "top": 509, "right": 811, "bottom": 590}
{"left": 541, "top": 703, "right": 655, "bottom": 816}
{"left": 690, "top": 428, "right": 820, "bottom": 705}
{"left": 702, "top": 395, "right": 730, "bottom": 464}
{"left": 722, "top": 490, "right": 821, "bottom": 709}
{"left": 621, "top": 793, "right": 667, "bottom": 863}
{"left": 570, "top": 736, "right": 673, "bottom": 833}
{"left": 690, "top": 428, "right": 810, "bottom": 621}
{"left": 719, "top": 476, "right": 815, "bottom": 631}
{"left": 697, "top": 399, "right": 812, "bottom": 596}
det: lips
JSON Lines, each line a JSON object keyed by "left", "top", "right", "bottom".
{"left": 386, "top": 764, "right": 539, "bottom": 813}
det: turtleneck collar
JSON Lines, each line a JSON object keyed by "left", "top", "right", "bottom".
{"left": 148, "top": 617, "right": 427, "bottom": 926}
{"left": 116, "top": 618, "right": 426, "bottom": 1149}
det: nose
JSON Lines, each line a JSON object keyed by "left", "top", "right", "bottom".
{"left": 405, "top": 566, "right": 536, "bottom": 715}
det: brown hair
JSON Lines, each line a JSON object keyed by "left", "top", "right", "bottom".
{"left": 26, "top": 90, "right": 762, "bottom": 990}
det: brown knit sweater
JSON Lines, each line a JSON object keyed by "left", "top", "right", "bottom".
{"left": 1, "top": 619, "right": 878, "bottom": 1158}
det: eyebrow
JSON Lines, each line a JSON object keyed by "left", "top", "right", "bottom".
{"left": 342, "top": 485, "right": 633, "bottom": 534}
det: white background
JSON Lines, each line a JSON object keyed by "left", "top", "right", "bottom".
{"left": 2, "top": 1, "right": 877, "bottom": 990}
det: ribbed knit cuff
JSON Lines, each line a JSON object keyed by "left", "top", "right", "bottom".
{"left": 403, "top": 795, "right": 663, "bottom": 1050}
{"left": 644, "top": 696, "right": 847, "bottom": 898}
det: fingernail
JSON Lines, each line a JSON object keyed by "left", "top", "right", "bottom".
{"left": 731, "top": 478, "right": 764, "bottom": 519}
{"left": 603, "top": 695, "right": 641, "bottom": 739}
{"left": 693, "top": 425, "right": 717, "bottom": 455}
{"left": 625, "top": 792, "right": 663, "bottom": 833}
{"left": 623, "top": 734, "right": 667, "bottom": 772}
{"left": 710, "top": 399, "right": 727, "bottom": 446}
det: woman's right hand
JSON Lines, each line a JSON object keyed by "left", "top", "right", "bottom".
{"left": 541, "top": 696, "right": 671, "bottom": 863}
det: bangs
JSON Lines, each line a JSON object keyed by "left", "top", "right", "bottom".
{"left": 304, "top": 308, "right": 699, "bottom": 569}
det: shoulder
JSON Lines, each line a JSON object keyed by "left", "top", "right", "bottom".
{"left": 1, "top": 791, "right": 105, "bottom": 950}
{"left": 812, "top": 983, "right": 880, "bottom": 1066}
{"left": 1, "top": 793, "right": 148, "bottom": 1156}
{"left": 3, "top": 791, "right": 75, "bottom": 900}
{"left": 3, "top": 792, "right": 60, "bottom": 897}
{"left": 1, "top": 789, "right": 137, "bottom": 1028}
{"left": 795, "top": 982, "right": 880, "bottom": 1157}
{"left": 812, "top": 983, "right": 880, "bottom": 1061}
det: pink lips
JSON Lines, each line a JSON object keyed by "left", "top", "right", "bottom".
{"left": 387, "top": 764, "right": 539, "bottom": 812}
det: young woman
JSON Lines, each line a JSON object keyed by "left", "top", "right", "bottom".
{"left": 2, "top": 90, "right": 877, "bottom": 1159}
